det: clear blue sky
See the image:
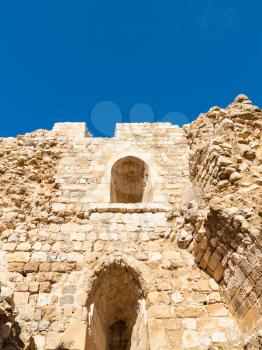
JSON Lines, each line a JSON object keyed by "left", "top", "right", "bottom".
{"left": 0, "top": 0, "right": 261, "bottom": 137}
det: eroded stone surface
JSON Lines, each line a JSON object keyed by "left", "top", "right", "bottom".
{"left": 0, "top": 96, "right": 261, "bottom": 349}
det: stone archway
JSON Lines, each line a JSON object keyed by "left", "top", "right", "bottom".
{"left": 110, "top": 156, "right": 152, "bottom": 203}
{"left": 85, "top": 261, "right": 149, "bottom": 350}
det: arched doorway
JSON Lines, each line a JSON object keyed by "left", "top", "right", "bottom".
{"left": 85, "top": 262, "right": 149, "bottom": 350}
{"left": 110, "top": 156, "right": 152, "bottom": 203}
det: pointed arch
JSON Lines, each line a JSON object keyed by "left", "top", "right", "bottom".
{"left": 85, "top": 258, "right": 149, "bottom": 350}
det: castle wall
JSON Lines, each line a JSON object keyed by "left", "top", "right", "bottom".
{"left": 184, "top": 95, "right": 262, "bottom": 332}
{"left": 0, "top": 97, "right": 261, "bottom": 350}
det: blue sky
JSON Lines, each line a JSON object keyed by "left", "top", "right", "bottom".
{"left": 0, "top": 0, "right": 261, "bottom": 137}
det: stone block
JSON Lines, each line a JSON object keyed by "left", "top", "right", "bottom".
{"left": 39, "top": 282, "right": 51, "bottom": 293}
{"left": 250, "top": 267, "right": 261, "bottom": 284}
{"left": 63, "top": 320, "right": 88, "bottom": 349}
{"left": 51, "top": 321, "right": 65, "bottom": 332}
{"left": 163, "top": 319, "right": 181, "bottom": 331}
{"left": 59, "top": 295, "right": 74, "bottom": 306}
{"left": 37, "top": 293, "right": 52, "bottom": 306}
{"left": 195, "top": 249, "right": 205, "bottom": 263}
{"left": 33, "top": 335, "right": 46, "bottom": 350}
{"left": 16, "top": 242, "right": 31, "bottom": 251}
{"left": 213, "top": 263, "right": 225, "bottom": 282}
{"left": 2, "top": 243, "right": 17, "bottom": 251}
{"left": 200, "top": 249, "right": 211, "bottom": 269}
{"left": 45, "top": 331, "right": 62, "bottom": 350}
{"left": 176, "top": 306, "right": 203, "bottom": 318}
{"left": 255, "top": 278, "right": 262, "bottom": 297}
{"left": 200, "top": 236, "right": 208, "bottom": 250}
{"left": 70, "top": 231, "right": 86, "bottom": 241}
{"left": 39, "top": 320, "right": 50, "bottom": 331}
{"left": 182, "top": 330, "right": 199, "bottom": 348}
{"left": 149, "top": 252, "right": 162, "bottom": 262}
{"left": 171, "top": 292, "right": 183, "bottom": 304}
{"left": 16, "top": 281, "right": 29, "bottom": 292}
{"left": 32, "top": 242, "right": 42, "bottom": 251}
{"left": 24, "top": 262, "right": 39, "bottom": 272}
{"left": 8, "top": 262, "right": 24, "bottom": 272}
{"left": 29, "top": 282, "right": 40, "bottom": 293}
{"left": 148, "top": 319, "right": 167, "bottom": 350}
{"left": 211, "top": 331, "right": 226, "bottom": 343}
{"left": 235, "top": 297, "right": 251, "bottom": 318}
{"left": 52, "top": 203, "right": 66, "bottom": 212}
{"left": 148, "top": 304, "right": 170, "bottom": 318}
{"left": 13, "top": 292, "right": 30, "bottom": 305}
{"left": 31, "top": 251, "right": 47, "bottom": 262}
{"left": 242, "top": 277, "right": 255, "bottom": 294}
{"left": 165, "top": 330, "right": 181, "bottom": 348}
{"left": 18, "top": 305, "right": 35, "bottom": 321}
{"left": 75, "top": 292, "right": 88, "bottom": 306}
{"left": 206, "top": 303, "right": 228, "bottom": 317}
{"left": 61, "top": 222, "right": 80, "bottom": 232}
{"left": 208, "top": 251, "right": 222, "bottom": 271}
{"left": 234, "top": 268, "right": 246, "bottom": 287}
{"left": 49, "top": 223, "right": 60, "bottom": 233}
{"left": 217, "top": 317, "right": 235, "bottom": 328}
{"left": 39, "top": 262, "right": 52, "bottom": 271}
{"left": 63, "top": 284, "right": 77, "bottom": 294}
{"left": 73, "top": 241, "right": 82, "bottom": 251}
{"left": 6, "top": 252, "right": 30, "bottom": 262}
{"left": 209, "top": 278, "right": 220, "bottom": 291}
{"left": 239, "top": 258, "right": 252, "bottom": 276}
{"left": 181, "top": 318, "right": 196, "bottom": 330}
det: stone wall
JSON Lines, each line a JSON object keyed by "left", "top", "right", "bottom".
{"left": 0, "top": 97, "right": 261, "bottom": 349}
{"left": 184, "top": 94, "right": 262, "bottom": 333}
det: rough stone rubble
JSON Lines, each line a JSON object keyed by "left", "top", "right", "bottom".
{"left": 0, "top": 95, "right": 261, "bottom": 349}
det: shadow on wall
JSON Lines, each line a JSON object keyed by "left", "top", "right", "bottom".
{"left": 2, "top": 322, "right": 25, "bottom": 350}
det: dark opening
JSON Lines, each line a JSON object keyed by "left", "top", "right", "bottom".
{"left": 86, "top": 262, "right": 145, "bottom": 350}
{"left": 108, "top": 320, "right": 129, "bottom": 350}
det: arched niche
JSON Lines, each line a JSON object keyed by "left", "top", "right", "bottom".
{"left": 85, "top": 262, "right": 149, "bottom": 350}
{"left": 110, "top": 156, "right": 153, "bottom": 203}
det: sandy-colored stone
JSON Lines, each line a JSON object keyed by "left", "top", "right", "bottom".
{"left": 0, "top": 97, "right": 261, "bottom": 349}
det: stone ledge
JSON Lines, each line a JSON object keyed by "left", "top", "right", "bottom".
{"left": 81, "top": 203, "right": 173, "bottom": 214}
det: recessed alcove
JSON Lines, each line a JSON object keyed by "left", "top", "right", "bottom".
{"left": 85, "top": 262, "right": 148, "bottom": 350}
{"left": 110, "top": 156, "right": 152, "bottom": 203}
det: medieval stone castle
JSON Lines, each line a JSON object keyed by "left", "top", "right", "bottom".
{"left": 0, "top": 94, "right": 261, "bottom": 349}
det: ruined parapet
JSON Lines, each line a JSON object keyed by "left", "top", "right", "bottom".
{"left": 52, "top": 122, "right": 90, "bottom": 139}
{"left": 183, "top": 94, "right": 262, "bottom": 333}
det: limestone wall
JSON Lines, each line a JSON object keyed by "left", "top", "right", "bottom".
{"left": 2, "top": 212, "right": 242, "bottom": 349}
{"left": 184, "top": 94, "right": 262, "bottom": 333}
{"left": 0, "top": 103, "right": 261, "bottom": 350}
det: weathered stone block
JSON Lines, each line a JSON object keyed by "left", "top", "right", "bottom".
{"left": 8, "top": 262, "right": 24, "bottom": 273}
{"left": 182, "top": 330, "right": 199, "bottom": 348}
{"left": 208, "top": 251, "right": 222, "bottom": 271}
{"left": 63, "top": 320, "right": 88, "bottom": 349}
{"left": 148, "top": 305, "right": 170, "bottom": 318}
{"left": 45, "top": 331, "right": 62, "bottom": 349}
{"left": 13, "top": 292, "right": 30, "bottom": 305}
{"left": 148, "top": 319, "right": 167, "bottom": 350}
{"left": 39, "top": 282, "right": 51, "bottom": 293}
{"left": 16, "top": 282, "right": 29, "bottom": 292}
{"left": 206, "top": 303, "right": 228, "bottom": 317}
{"left": 6, "top": 252, "right": 30, "bottom": 262}
{"left": 24, "top": 262, "right": 39, "bottom": 272}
